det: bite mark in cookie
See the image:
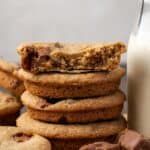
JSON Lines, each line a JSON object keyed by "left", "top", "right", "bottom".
{"left": 17, "top": 42, "right": 126, "bottom": 74}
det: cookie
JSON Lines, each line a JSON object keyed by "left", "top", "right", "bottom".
{"left": 0, "top": 59, "right": 25, "bottom": 96}
{"left": 0, "top": 91, "right": 21, "bottom": 125}
{"left": 0, "top": 126, "right": 51, "bottom": 150}
{"left": 21, "top": 90, "right": 125, "bottom": 123}
{"left": 15, "top": 67, "right": 125, "bottom": 98}
{"left": 17, "top": 42, "right": 126, "bottom": 74}
{"left": 17, "top": 113, "right": 127, "bottom": 150}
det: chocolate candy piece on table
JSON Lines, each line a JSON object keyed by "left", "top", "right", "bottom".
{"left": 79, "top": 142, "right": 120, "bottom": 150}
{"left": 80, "top": 129, "right": 150, "bottom": 150}
{"left": 118, "top": 129, "right": 150, "bottom": 150}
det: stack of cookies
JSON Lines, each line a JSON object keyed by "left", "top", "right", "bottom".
{"left": 16, "top": 42, "right": 127, "bottom": 150}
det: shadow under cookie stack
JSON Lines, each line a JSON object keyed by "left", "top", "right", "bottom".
{"left": 16, "top": 42, "right": 127, "bottom": 150}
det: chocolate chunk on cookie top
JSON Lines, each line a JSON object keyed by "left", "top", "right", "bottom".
{"left": 17, "top": 42, "right": 126, "bottom": 74}
{"left": 0, "top": 126, "right": 51, "bottom": 150}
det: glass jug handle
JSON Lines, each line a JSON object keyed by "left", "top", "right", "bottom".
{"left": 132, "top": 0, "right": 144, "bottom": 35}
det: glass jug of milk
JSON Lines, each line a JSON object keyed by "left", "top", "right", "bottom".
{"left": 128, "top": 0, "right": 150, "bottom": 136}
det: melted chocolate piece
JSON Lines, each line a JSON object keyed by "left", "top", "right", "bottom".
{"left": 45, "top": 97, "right": 61, "bottom": 104}
{"left": 80, "top": 142, "right": 120, "bottom": 150}
{"left": 118, "top": 129, "right": 150, "bottom": 150}
{"left": 12, "top": 133, "right": 32, "bottom": 142}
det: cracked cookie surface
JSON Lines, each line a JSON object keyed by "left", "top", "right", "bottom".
{"left": 17, "top": 42, "right": 126, "bottom": 74}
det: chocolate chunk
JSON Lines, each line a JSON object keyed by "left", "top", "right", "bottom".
{"left": 36, "top": 48, "right": 50, "bottom": 58}
{"left": 118, "top": 129, "right": 150, "bottom": 150}
{"left": 10, "top": 79, "right": 21, "bottom": 89}
{"left": 12, "top": 133, "right": 32, "bottom": 142}
{"left": 22, "top": 47, "right": 34, "bottom": 70}
{"left": 38, "top": 100, "right": 49, "bottom": 109}
{"left": 54, "top": 42, "right": 63, "bottom": 48}
{"left": 79, "top": 142, "right": 120, "bottom": 150}
{"left": 5, "top": 97, "right": 14, "bottom": 103}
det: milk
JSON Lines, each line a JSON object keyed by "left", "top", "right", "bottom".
{"left": 128, "top": 0, "right": 150, "bottom": 137}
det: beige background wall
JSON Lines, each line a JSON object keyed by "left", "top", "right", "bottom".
{"left": 0, "top": 0, "right": 138, "bottom": 62}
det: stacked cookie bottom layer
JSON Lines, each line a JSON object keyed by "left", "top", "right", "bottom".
{"left": 16, "top": 67, "right": 126, "bottom": 150}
